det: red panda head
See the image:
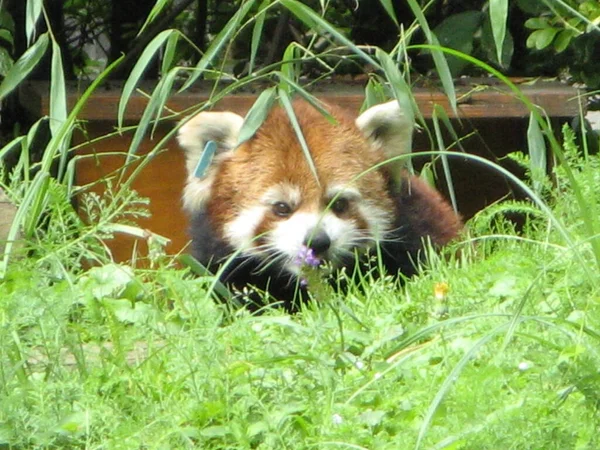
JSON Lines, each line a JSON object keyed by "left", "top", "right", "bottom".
{"left": 178, "top": 100, "right": 413, "bottom": 275}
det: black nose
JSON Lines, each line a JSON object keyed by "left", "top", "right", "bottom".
{"left": 304, "top": 230, "right": 331, "bottom": 255}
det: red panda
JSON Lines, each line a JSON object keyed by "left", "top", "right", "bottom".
{"left": 178, "top": 99, "right": 462, "bottom": 310}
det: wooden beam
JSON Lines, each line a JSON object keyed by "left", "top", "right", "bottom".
{"left": 19, "top": 79, "right": 582, "bottom": 123}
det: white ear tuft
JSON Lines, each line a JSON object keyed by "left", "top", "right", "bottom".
{"left": 356, "top": 100, "right": 414, "bottom": 180}
{"left": 177, "top": 111, "right": 244, "bottom": 213}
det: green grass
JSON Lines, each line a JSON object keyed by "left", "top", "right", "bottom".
{"left": 1, "top": 129, "right": 600, "bottom": 449}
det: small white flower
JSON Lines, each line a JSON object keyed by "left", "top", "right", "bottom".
{"left": 354, "top": 360, "right": 365, "bottom": 370}
{"left": 374, "top": 372, "right": 382, "bottom": 380}
{"left": 251, "top": 323, "right": 263, "bottom": 332}
{"left": 518, "top": 361, "right": 532, "bottom": 371}
{"left": 332, "top": 413, "right": 343, "bottom": 425}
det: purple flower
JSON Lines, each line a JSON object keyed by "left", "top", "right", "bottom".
{"left": 295, "top": 245, "right": 321, "bottom": 268}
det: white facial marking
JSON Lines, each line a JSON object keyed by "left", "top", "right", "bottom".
{"left": 261, "top": 183, "right": 302, "bottom": 208}
{"left": 224, "top": 206, "right": 268, "bottom": 252}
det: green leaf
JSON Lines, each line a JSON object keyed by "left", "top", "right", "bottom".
{"left": 118, "top": 29, "right": 175, "bottom": 129}
{"left": 0, "top": 29, "right": 14, "bottom": 47}
{"left": 249, "top": 0, "right": 270, "bottom": 75}
{"left": 533, "top": 28, "right": 559, "bottom": 50}
{"left": 377, "top": 0, "right": 399, "bottom": 26}
{"left": 433, "top": 11, "right": 482, "bottom": 76}
{"left": 25, "top": 0, "right": 43, "bottom": 45}
{"left": 281, "top": 0, "right": 379, "bottom": 68}
{"left": 405, "top": 0, "right": 457, "bottom": 115}
{"left": 49, "top": 39, "right": 69, "bottom": 180}
{"left": 179, "top": 0, "right": 258, "bottom": 93}
{"left": 278, "top": 88, "right": 320, "bottom": 184}
{"left": 0, "top": 33, "right": 48, "bottom": 101}
{"left": 481, "top": 14, "right": 514, "bottom": 68}
{"left": 524, "top": 17, "right": 549, "bottom": 30}
{"left": 376, "top": 49, "right": 417, "bottom": 128}
{"left": 489, "top": 0, "right": 508, "bottom": 65}
{"left": 527, "top": 111, "right": 547, "bottom": 193}
{"left": 160, "top": 31, "right": 180, "bottom": 75}
{"left": 137, "top": 0, "right": 171, "bottom": 36}
{"left": 0, "top": 47, "right": 13, "bottom": 77}
{"left": 237, "top": 87, "right": 277, "bottom": 145}
{"left": 553, "top": 29, "right": 574, "bottom": 53}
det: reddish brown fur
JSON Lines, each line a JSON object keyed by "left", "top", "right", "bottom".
{"left": 206, "top": 101, "right": 394, "bottom": 235}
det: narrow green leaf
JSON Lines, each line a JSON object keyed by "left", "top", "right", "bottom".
{"left": 404, "top": 0, "right": 457, "bottom": 114}
{"left": 49, "top": 39, "right": 69, "bottom": 178}
{"left": 237, "top": 87, "right": 277, "bottom": 145}
{"left": 249, "top": 0, "right": 270, "bottom": 75}
{"left": 278, "top": 88, "right": 320, "bottom": 184}
{"left": 489, "top": 0, "right": 508, "bottom": 65}
{"left": 377, "top": 0, "right": 399, "bottom": 26}
{"left": 0, "top": 33, "right": 48, "bottom": 101}
{"left": 280, "top": 0, "right": 379, "bottom": 68}
{"left": 179, "top": 0, "right": 258, "bottom": 93}
{"left": 376, "top": 49, "right": 417, "bottom": 128}
{"left": 0, "top": 172, "right": 49, "bottom": 278}
{"left": 362, "top": 78, "right": 388, "bottom": 112}
{"left": 25, "top": 0, "right": 43, "bottom": 45}
{"left": 276, "top": 72, "right": 335, "bottom": 123}
{"left": 137, "top": 0, "right": 171, "bottom": 36}
{"left": 281, "top": 43, "right": 299, "bottom": 91}
{"left": 126, "top": 70, "right": 178, "bottom": 162}
{"left": 527, "top": 111, "right": 547, "bottom": 193}
{"left": 161, "top": 31, "right": 180, "bottom": 75}
{"left": 118, "top": 29, "right": 175, "bottom": 129}
{"left": 432, "top": 107, "right": 457, "bottom": 212}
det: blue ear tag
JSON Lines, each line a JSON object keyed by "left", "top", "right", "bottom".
{"left": 193, "top": 140, "right": 218, "bottom": 178}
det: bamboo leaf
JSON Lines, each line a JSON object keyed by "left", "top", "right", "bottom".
{"left": 489, "top": 0, "right": 508, "bottom": 65}
{"left": 25, "top": 0, "right": 43, "bottom": 45}
{"left": 179, "top": 0, "right": 258, "bottom": 93}
{"left": 160, "top": 31, "right": 180, "bottom": 74}
{"left": 137, "top": 0, "right": 171, "bottom": 36}
{"left": 527, "top": 111, "right": 547, "bottom": 193}
{"left": 432, "top": 106, "right": 457, "bottom": 212}
{"left": 280, "top": 0, "right": 379, "bottom": 68}
{"left": 376, "top": 49, "right": 417, "bottom": 128}
{"left": 237, "top": 87, "right": 277, "bottom": 145}
{"left": 249, "top": 0, "right": 270, "bottom": 75}
{"left": 49, "top": 39, "right": 69, "bottom": 179}
{"left": 118, "top": 29, "right": 175, "bottom": 129}
{"left": 404, "top": 0, "right": 457, "bottom": 114}
{"left": 278, "top": 88, "right": 320, "bottom": 184}
{"left": 0, "top": 33, "right": 48, "bottom": 101}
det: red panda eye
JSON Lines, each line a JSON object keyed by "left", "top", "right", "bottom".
{"left": 331, "top": 197, "right": 350, "bottom": 215}
{"left": 272, "top": 202, "right": 293, "bottom": 217}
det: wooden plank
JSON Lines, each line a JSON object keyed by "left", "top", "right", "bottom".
{"left": 19, "top": 79, "right": 582, "bottom": 122}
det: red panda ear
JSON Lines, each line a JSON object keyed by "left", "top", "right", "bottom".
{"left": 177, "top": 111, "right": 244, "bottom": 213}
{"left": 355, "top": 100, "right": 414, "bottom": 183}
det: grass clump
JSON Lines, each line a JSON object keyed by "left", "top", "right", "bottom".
{"left": 1, "top": 127, "right": 600, "bottom": 449}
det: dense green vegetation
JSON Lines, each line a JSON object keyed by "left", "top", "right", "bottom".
{"left": 1, "top": 0, "right": 600, "bottom": 448}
